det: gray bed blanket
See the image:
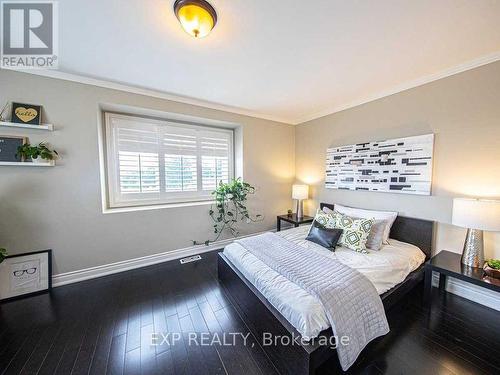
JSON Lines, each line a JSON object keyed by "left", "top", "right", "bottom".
{"left": 236, "top": 232, "right": 389, "bottom": 371}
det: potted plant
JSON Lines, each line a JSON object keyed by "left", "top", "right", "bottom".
{"left": 0, "top": 248, "right": 7, "bottom": 264}
{"left": 484, "top": 259, "right": 500, "bottom": 279}
{"left": 193, "top": 178, "right": 263, "bottom": 245}
{"left": 17, "top": 142, "right": 59, "bottom": 163}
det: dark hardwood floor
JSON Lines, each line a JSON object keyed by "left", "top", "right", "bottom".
{"left": 0, "top": 251, "right": 499, "bottom": 375}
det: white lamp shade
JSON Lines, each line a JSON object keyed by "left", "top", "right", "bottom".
{"left": 452, "top": 198, "right": 500, "bottom": 232}
{"left": 292, "top": 184, "right": 308, "bottom": 200}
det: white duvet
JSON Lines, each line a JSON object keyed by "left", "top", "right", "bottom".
{"left": 223, "top": 225, "right": 425, "bottom": 340}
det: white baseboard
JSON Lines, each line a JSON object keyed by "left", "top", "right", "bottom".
{"left": 432, "top": 273, "right": 500, "bottom": 311}
{"left": 52, "top": 231, "right": 268, "bottom": 287}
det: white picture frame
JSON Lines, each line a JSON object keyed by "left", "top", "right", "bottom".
{"left": 0, "top": 250, "right": 52, "bottom": 301}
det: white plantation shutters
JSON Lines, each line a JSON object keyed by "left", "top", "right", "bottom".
{"left": 105, "top": 113, "right": 234, "bottom": 208}
{"left": 162, "top": 127, "right": 198, "bottom": 193}
{"left": 113, "top": 119, "right": 161, "bottom": 197}
{"left": 200, "top": 131, "right": 231, "bottom": 191}
{"left": 119, "top": 151, "right": 160, "bottom": 193}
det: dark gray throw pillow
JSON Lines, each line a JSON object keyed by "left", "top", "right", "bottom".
{"left": 305, "top": 221, "right": 343, "bottom": 250}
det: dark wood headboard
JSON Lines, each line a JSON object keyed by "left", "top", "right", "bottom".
{"left": 319, "top": 203, "right": 434, "bottom": 259}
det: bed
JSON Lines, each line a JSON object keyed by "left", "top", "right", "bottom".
{"left": 217, "top": 203, "right": 434, "bottom": 374}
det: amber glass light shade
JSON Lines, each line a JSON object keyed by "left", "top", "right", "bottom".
{"left": 174, "top": 0, "right": 217, "bottom": 38}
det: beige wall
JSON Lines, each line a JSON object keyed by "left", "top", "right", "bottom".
{"left": 296, "top": 61, "right": 500, "bottom": 259}
{"left": 0, "top": 70, "right": 295, "bottom": 274}
{"left": 1, "top": 60, "right": 499, "bottom": 277}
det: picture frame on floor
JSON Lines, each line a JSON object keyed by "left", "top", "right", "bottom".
{"left": 0, "top": 249, "right": 52, "bottom": 302}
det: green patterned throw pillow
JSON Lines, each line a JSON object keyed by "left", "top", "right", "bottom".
{"left": 331, "top": 211, "right": 374, "bottom": 253}
{"left": 313, "top": 209, "right": 337, "bottom": 229}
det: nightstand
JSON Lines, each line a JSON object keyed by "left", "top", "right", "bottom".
{"left": 424, "top": 250, "right": 500, "bottom": 306}
{"left": 276, "top": 214, "right": 314, "bottom": 232}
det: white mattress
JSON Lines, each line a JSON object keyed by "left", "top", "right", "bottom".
{"left": 223, "top": 225, "right": 425, "bottom": 340}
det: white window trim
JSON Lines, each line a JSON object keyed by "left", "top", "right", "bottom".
{"left": 103, "top": 112, "right": 235, "bottom": 209}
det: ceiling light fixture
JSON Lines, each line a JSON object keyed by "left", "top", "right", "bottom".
{"left": 173, "top": 0, "right": 217, "bottom": 38}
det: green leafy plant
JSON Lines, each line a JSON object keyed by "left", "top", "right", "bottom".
{"left": 487, "top": 259, "right": 500, "bottom": 270}
{"left": 17, "top": 142, "right": 59, "bottom": 161}
{"left": 0, "top": 248, "right": 7, "bottom": 264}
{"left": 193, "top": 178, "right": 263, "bottom": 245}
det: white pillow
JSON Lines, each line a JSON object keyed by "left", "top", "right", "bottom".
{"left": 328, "top": 204, "right": 398, "bottom": 244}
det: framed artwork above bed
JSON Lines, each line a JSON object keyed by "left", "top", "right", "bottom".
{"left": 325, "top": 133, "right": 434, "bottom": 195}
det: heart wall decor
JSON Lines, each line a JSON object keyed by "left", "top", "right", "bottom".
{"left": 11, "top": 102, "right": 42, "bottom": 125}
{"left": 15, "top": 107, "right": 37, "bottom": 123}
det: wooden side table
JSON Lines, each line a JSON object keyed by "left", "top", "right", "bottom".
{"left": 276, "top": 214, "right": 314, "bottom": 232}
{"left": 424, "top": 250, "right": 500, "bottom": 306}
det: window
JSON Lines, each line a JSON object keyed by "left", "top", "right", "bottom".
{"left": 104, "top": 113, "right": 234, "bottom": 208}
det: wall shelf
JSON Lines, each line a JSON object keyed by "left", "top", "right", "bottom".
{"left": 0, "top": 161, "right": 55, "bottom": 167}
{"left": 0, "top": 121, "right": 54, "bottom": 131}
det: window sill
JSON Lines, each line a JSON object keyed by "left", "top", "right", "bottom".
{"left": 102, "top": 200, "right": 213, "bottom": 214}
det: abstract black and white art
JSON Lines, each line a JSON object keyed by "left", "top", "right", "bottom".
{"left": 325, "top": 134, "right": 434, "bottom": 195}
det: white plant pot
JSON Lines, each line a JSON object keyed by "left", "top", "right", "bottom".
{"left": 32, "top": 156, "right": 45, "bottom": 164}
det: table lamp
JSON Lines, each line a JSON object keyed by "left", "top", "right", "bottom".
{"left": 452, "top": 198, "right": 500, "bottom": 268}
{"left": 292, "top": 184, "right": 309, "bottom": 219}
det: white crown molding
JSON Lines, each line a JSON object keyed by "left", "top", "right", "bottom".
{"left": 52, "top": 230, "right": 270, "bottom": 287}
{"left": 9, "top": 69, "right": 295, "bottom": 125}
{"left": 6, "top": 51, "right": 500, "bottom": 125}
{"left": 432, "top": 273, "right": 500, "bottom": 312}
{"left": 294, "top": 51, "right": 500, "bottom": 125}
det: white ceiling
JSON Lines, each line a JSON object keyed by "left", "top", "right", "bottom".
{"left": 55, "top": 0, "right": 500, "bottom": 124}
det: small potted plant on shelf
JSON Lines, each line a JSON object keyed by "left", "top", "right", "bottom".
{"left": 17, "top": 142, "right": 59, "bottom": 164}
{"left": 484, "top": 259, "right": 500, "bottom": 279}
